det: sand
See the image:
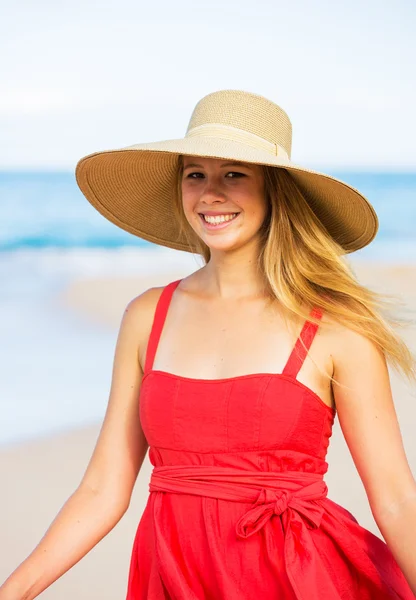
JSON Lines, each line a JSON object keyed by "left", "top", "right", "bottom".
{"left": 1, "top": 261, "right": 416, "bottom": 599}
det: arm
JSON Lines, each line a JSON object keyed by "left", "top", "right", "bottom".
{"left": 0, "top": 290, "right": 155, "bottom": 600}
{"left": 332, "top": 325, "right": 416, "bottom": 594}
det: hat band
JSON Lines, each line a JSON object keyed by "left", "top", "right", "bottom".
{"left": 186, "top": 123, "right": 289, "bottom": 160}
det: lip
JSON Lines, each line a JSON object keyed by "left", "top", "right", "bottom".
{"left": 198, "top": 212, "right": 240, "bottom": 230}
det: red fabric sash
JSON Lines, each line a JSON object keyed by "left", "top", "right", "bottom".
{"left": 149, "top": 465, "right": 328, "bottom": 599}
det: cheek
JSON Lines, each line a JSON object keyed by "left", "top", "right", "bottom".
{"left": 240, "top": 189, "right": 268, "bottom": 218}
{"left": 181, "top": 185, "right": 198, "bottom": 219}
{"left": 180, "top": 184, "right": 192, "bottom": 208}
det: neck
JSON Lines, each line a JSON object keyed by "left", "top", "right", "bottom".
{"left": 199, "top": 244, "right": 268, "bottom": 301}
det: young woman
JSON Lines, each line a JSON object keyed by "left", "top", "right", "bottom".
{"left": 1, "top": 90, "right": 416, "bottom": 599}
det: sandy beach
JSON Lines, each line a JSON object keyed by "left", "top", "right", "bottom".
{"left": 1, "top": 260, "right": 416, "bottom": 599}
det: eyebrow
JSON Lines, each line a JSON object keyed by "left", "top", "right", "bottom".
{"left": 183, "top": 161, "right": 252, "bottom": 170}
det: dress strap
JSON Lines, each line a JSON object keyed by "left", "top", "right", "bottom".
{"left": 282, "top": 307, "right": 323, "bottom": 379}
{"left": 144, "top": 279, "right": 182, "bottom": 374}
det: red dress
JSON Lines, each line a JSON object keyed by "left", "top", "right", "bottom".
{"left": 126, "top": 279, "right": 414, "bottom": 599}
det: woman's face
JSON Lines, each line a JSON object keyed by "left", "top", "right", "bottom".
{"left": 181, "top": 156, "right": 268, "bottom": 253}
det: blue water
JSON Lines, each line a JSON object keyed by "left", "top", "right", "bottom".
{"left": 0, "top": 170, "right": 415, "bottom": 447}
{"left": 1, "top": 170, "right": 415, "bottom": 260}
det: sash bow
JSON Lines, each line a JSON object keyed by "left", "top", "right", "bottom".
{"left": 236, "top": 481, "right": 327, "bottom": 538}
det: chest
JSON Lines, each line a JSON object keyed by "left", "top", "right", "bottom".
{"left": 141, "top": 297, "right": 335, "bottom": 411}
{"left": 152, "top": 298, "right": 294, "bottom": 373}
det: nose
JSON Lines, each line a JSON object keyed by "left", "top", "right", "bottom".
{"left": 199, "top": 174, "right": 226, "bottom": 203}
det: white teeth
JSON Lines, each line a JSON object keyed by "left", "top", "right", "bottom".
{"left": 203, "top": 213, "right": 238, "bottom": 224}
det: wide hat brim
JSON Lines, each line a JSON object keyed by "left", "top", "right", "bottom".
{"left": 76, "top": 136, "right": 378, "bottom": 254}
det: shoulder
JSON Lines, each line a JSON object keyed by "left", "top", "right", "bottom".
{"left": 125, "top": 285, "right": 166, "bottom": 314}
{"left": 320, "top": 313, "right": 385, "bottom": 377}
{"left": 120, "top": 282, "right": 181, "bottom": 371}
{"left": 124, "top": 272, "right": 201, "bottom": 326}
{"left": 122, "top": 285, "right": 167, "bottom": 334}
{"left": 322, "top": 315, "right": 389, "bottom": 392}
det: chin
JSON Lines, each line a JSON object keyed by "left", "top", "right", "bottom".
{"left": 204, "top": 239, "right": 245, "bottom": 253}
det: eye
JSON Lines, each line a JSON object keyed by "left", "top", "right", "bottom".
{"left": 226, "top": 171, "right": 245, "bottom": 178}
{"left": 185, "top": 171, "right": 204, "bottom": 179}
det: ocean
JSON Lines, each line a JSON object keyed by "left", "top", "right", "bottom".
{"left": 1, "top": 171, "right": 416, "bottom": 257}
{"left": 1, "top": 170, "right": 415, "bottom": 446}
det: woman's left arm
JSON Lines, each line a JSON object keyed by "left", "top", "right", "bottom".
{"left": 332, "top": 325, "right": 416, "bottom": 593}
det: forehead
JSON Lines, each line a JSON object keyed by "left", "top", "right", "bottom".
{"left": 182, "top": 156, "right": 256, "bottom": 170}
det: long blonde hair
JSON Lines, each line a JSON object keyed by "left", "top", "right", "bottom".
{"left": 172, "top": 156, "right": 416, "bottom": 383}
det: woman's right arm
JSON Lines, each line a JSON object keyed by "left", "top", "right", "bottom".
{"left": 0, "top": 289, "right": 157, "bottom": 600}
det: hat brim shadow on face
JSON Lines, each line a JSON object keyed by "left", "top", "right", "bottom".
{"left": 75, "top": 137, "right": 379, "bottom": 254}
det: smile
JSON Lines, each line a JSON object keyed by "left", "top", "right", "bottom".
{"left": 199, "top": 213, "right": 240, "bottom": 230}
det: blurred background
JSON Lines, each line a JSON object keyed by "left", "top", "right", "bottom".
{"left": 1, "top": 0, "right": 415, "bottom": 598}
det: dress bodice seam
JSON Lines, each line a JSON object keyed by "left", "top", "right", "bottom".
{"left": 147, "top": 442, "right": 329, "bottom": 458}
{"left": 141, "top": 368, "right": 336, "bottom": 416}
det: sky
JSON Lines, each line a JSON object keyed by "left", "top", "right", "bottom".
{"left": 1, "top": 0, "right": 416, "bottom": 170}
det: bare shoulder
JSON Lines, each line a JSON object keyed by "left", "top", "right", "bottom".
{"left": 123, "top": 272, "right": 201, "bottom": 337}
{"left": 122, "top": 285, "right": 166, "bottom": 335}
{"left": 124, "top": 285, "right": 166, "bottom": 317}
{"left": 319, "top": 312, "right": 385, "bottom": 377}
{"left": 121, "top": 284, "right": 174, "bottom": 372}
{"left": 319, "top": 311, "right": 393, "bottom": 429}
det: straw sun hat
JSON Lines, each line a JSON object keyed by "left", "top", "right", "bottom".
{"left": 76, "top": 89, "right": 378, "bottom": 253}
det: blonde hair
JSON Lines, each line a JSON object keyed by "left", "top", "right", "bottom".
{"left": 173, "top": 156, "right": 416, "bottom": 383}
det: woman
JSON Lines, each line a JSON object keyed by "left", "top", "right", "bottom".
{"left": 1, "top": 90, "right": 416, "bottom": 599}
